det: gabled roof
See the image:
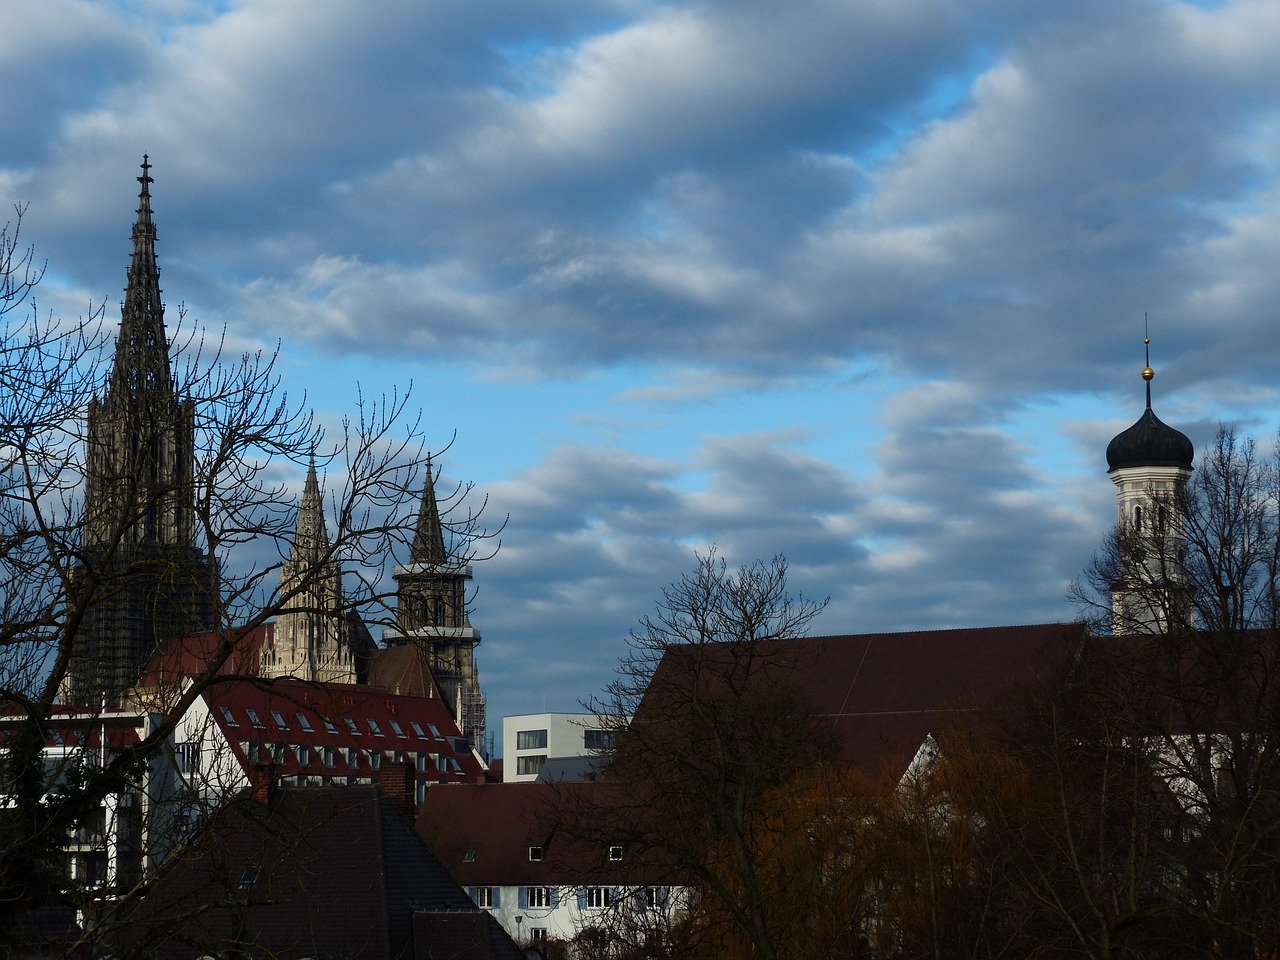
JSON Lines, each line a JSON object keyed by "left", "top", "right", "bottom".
{"left": 105, "top": 785, "right": 523, "bottom": 959}
{"left": 203, "top": 677, "right": 486, "bottom": 784}
{"left": 418, "top": 782, "right": 661, "bottom": 887}
{"left": 640, "top": 622, "right": 1088, "bottom": 783}
{"left": 136, "top": 624, "right": 270, "bottom": 689}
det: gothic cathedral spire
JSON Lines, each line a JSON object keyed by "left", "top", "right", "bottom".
{"left": 261, "top": 458, "right": 369, "bottom": 684}
{"left": 386, "top": 463, "right": 487, "bottom": 747}
{"left": 63, "top": 159, "right": 217, "bottom": 706}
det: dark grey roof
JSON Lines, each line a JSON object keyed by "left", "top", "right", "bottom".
{"left": 1106, "top": 406, "right": 1194, "bottom": 472}
{"left": 104, "top": 785, "right": 517, "bottom": 959}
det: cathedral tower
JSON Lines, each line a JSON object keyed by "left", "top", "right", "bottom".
{"left": 261, "top": 460, "right": 368, "bottom": 684}
{"left": 385, "top": 465, "right": 486, "bottom": 746}
{"left": 1105, "top": 337, "right": 1195, "bottom": 633}
{"left": 63, "top": 159, "right": 217, "bottom": 705}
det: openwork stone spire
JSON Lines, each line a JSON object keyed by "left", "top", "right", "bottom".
{"left": 110, "top": 155, "right": 172, "bottom": 399}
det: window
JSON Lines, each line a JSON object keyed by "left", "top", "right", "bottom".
{"left": 427, "top": 723, "right": 442, "bottom": 739}
{"left": 410, "top": 722, "right": 427, "bottom": 738}
{"left": 586, "top": 887, "right": 612, "bottom": 909}
{"left": 246, "top": 709, "right": 265, "bottom": 729}
{"left": 608, "top": 845, "right": 623, "bottom": 861}
{"left": 368, "top": 718, "right": 384, "bottom": 736}
{"left": 345, "top": 717, "right": 361, "bottom": 736}
{"left": 528, "top": 846, "right": 543, "bottom": 862}
{"left": 271, "top": 711, "right": 288, "bottom": 731}
{"left": 347, "top": 747, "right": 360, "bottom": 769}
{"left": 530, "top": 928, "right": 547, "bottom": 946}
{"left": 517, "top": 729, "right": 548, "bottom": 750}
{"left": 322, "top": 715, "right": 339, "bottom": 735}
{"left": 239, "top": 865, "right": 261, "bottom": 890}
{"left": 472, "top": 887, "right": 495, "bottom": 909}
{"left": 644, "top": 887, "right": 663, "bottom": 909}
{"left": 464, "top": 849, "right": 476, "bottom": 862}
{"left": 390, "top": 720, "right": 406, "bottom": 739}
{"left": 583, "top": 729, "right": 615, "bottom": 751}
{"left": 323, "top": 746, "right": 335, "bottom": 769}
{"left": 219, "top": 707, "right": 238, "bottom": 727}
{"left": 296, "top": 712, "right": 314, "bottom": 732}
{"left": 174, "top": 742, "right": 200, "bottom": 775}
{"left": 527, "top": 886, "right": 550, "bottom": 908}
{"left": 516, "top": 755, "right": 546, "bottom": 777}
{"left": 297, "top": 745, "right": 310, "bottom": 766}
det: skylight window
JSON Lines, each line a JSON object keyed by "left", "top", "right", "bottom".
{"left": 271, "top": 711, "right": 288, "bottom": 731}
{"left": 296, "top": 713, "right": 313, "bottom": 732}
{"left": 410, "top": 722, "right": 426, "bottom": 738}
{"left": 322, "top": 716, "right": 339, "bottom": 735}
{"left": 220, "top": 707, "right": 238, "bottom": 727}
{"left": 345, "top": 717, "right": 360, "bottom": 735}
{"left": 390, "top": 720, "right": 406, "bottom": 738}
{"left": 246, "top": 709, "right": 265, "bottom": 729}
{"left": 368, "top": 718, "right": 384, "bottom": 736}
{"left": 427, "top": 723, "right": 442, "bottom": 739}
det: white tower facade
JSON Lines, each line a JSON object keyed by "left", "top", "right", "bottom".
{"left": 1105, "top": 343, "right": 1194, "bottom": 634}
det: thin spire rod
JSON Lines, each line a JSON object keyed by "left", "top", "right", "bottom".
{"left": 1142, "top": 314, "right": 1154, "bottom": 411}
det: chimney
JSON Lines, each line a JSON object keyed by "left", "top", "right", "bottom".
{"left": 250, "top": 761, "right": 278, "bottom": 804}
{"left": 376, "top": 760, "right": 416, "bottom": 818}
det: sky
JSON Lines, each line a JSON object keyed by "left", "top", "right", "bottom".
{"left": 4, "top": 0, "right": 1280, "bottom": 750}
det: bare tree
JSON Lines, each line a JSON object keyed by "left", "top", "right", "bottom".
{"left": 0, "top": 203, "right": 485, "bottom": 945}
{"left": 574, "top": 551, "right": 837, "bottom": 960}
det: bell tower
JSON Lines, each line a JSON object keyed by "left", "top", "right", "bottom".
{"left": 1104, "top": 335, "right": 1195, "bottom": 634}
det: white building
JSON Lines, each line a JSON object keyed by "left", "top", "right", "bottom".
{"left": 502, "top": 713, "right": 620, "bottom": 783}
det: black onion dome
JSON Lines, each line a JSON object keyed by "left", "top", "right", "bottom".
{"left": 1106, "top": 407, "right": 1194, "bottom": 472}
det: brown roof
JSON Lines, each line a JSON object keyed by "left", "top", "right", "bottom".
{"left": 137, "top": 624, "right": 270, "bottom": 688}
{"left": 640, "top": 622, "right": 1088, "bottom": 782}
{"left": 368, "top": 642, "right": 440, "bottom": 699}
{"left": 418, "top": 782, "right": 659, "bottom": 887}
{"left": 105, "top": 785, "right": 523, "bottom": 960}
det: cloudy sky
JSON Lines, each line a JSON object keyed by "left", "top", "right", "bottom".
{"left": 5, "top": 0, "right": 1280, "bottom": 745}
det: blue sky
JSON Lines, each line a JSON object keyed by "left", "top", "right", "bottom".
{"left": 5, "top": 0, "right": 1280, "bottom": 748}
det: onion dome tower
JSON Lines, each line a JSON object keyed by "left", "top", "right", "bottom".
{"left": 1105, "top": 335, "right": 1194, "bottom": 634}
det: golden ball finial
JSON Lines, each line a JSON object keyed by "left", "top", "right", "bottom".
{"left": 1142, "top": 366, "right": 1154, "bottom": 381}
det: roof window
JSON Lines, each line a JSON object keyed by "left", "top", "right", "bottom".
{"left": 322, "top": 715, "right": 339, "bottom": 735}
{"left": 296, "top": 713, "right": 314, "bottom": 732}
{"left": 219, "top": 707, "right": 238, "bottom": 727}
{"left": 410, "top": 722, "right": 426, "bottom": 738}
{"left": 529, "top": 846, "right": 544, "bottom": 862}
{"left": 271, "top": 711, "right": 288, "bottom": 731}
{"left": 344, "top": 717, "right": 361, "bottom": 736}
{"left": 368, "top": 718, "right": 384, "bottom": 737}
{"left": 390, "top": 720, "right": 406, "bottom": 739}
{"left": 609, "top": 845, "right": 624, "bottom": 861}
{"left": 246, "top": 709, "right": 265, "bottom": 729}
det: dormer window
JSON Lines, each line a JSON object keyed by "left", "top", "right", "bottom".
{"left": 609, "top": 845, "right": 623, "bottom": 861}
{"left": 529, "top": 846, "right": 544, "bottom": 862}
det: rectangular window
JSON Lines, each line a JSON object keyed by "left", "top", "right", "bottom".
{"left": 271, "top": 711, "right": 288, "bottom": 731}
{"left": 530, "top": 928, "right": 547, "bottom": 946}
{"left": 528, "top": 886, "right": 550, "bottom": 908}
{"left": 174, "top": 742, "right": 199, "bottom": 775}
{"left": 586, "top": 887, "right": 612, "bottom": 910}
{"left": 347, "top": 747, "right": 360, "bottom": 769}
{"left": 528, "top": 846, "right": 543, "bottom": 862}
{"left": 322, "top": 716, "right": 339, "bottom": 735}
{"left": 609, "top": 845, "right": 623, "bottom": 861}
{"left": 517, "top": 729, "right": 548, "bottom": 750}
{"left": 345, "top": 717, "right": 361, "bottom": 736}
{"left": 323, "top": 747, "right": 335, "bottom": 769}
{"left": 390, "top": 720, "right": 406, "bottom": 738}
{"left": 297, "top": 745, "right": 310, "bottom": 766}
{"left": 410, "top": 722, "right": 427, "bottom": 738}
{"left": 368, "top": 718, "right": 384, "bottom": 736}
{"left": 427, "top": 723, "right": 442, "bottom": 739}
{"left": 473, "top": 887, "right": 494, "bottom": 909}
{"left": 296, "top": 713, "right": 314, "bottom": 732}
{"left": 584, "top": 729, "right": 615, "bottom": 751}
{"left": 416, "top": 779, "right": 427, "bottom": 805}
{"left": 219, "top": 707, "right": 238, "bottom": 727}
{"left": 645, "top": 887, "right": 661, "bottom": 909}
{"left": 516, "top": 755, "right": 546, "bottom": 777}
{"left": 246, "top": 709, "right": 265, "bottom": 729}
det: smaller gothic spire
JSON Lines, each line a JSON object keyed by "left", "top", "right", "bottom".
{"left": 410, "top": 460, "right": 448, "bottom": 565}
{"left": 293, "top": 457, "right": 330, "bottom": 562}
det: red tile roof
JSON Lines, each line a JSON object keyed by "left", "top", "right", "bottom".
{"left": 203, "top": 678, "right": 486, "bottom": 786}
{"left": 137, "top": 624, "right": 270, "bottom": 688}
